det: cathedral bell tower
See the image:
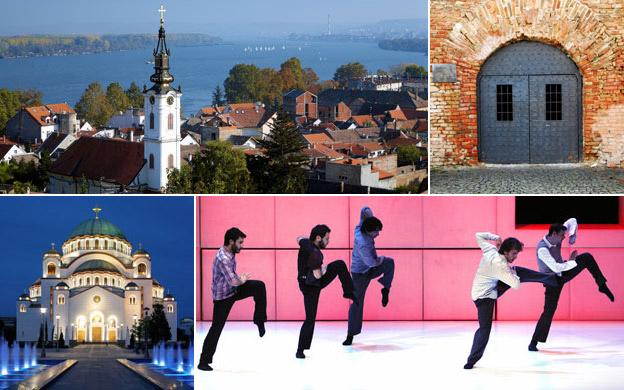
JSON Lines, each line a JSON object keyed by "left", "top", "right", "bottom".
{"left": 143, "top": 5, "right": 182, "bottom": 192}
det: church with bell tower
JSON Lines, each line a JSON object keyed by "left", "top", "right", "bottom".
{"left": 143, "top": 5, "right": 182, "bottom": 192}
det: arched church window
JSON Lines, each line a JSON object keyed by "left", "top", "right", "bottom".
{"left": 149, "top": 154, "right": 155, "bottom": 169}
{"left": 167, "top": 305, "right": 174, "bottom": 313}
{"left": 95, "top": 277, "right": 99, "bottom": 285}
{"left": 168, "top": 154, "right": 174, "bottom": 168}
{"left": 104, "top": 277, "right": 108, "bottom": 285}
{"left": 47, "top": 263, "right": 56, "bottom": 276}
{"left": 149, "top": 112, "right": 154, "bottom": 129}
{"left": 109, "top": 318, "right": 116, "bottom": 327}
{"left": 86, "top": 277, "right": 91, "bottom": 285}
{"left": 58, "top": 295, "right": 65, "bottom": 305}
{"left": 86, "top": 241, "right": 91, "bottom": 250}
{"left": 138, "top": 263, "right": 147, "bottom": 276}
{"left": 79, "top": 278, "right": 83, "bottom": 286}
{"left": 168, "top": 113, "right": 174, "bottom": 130}
{"left": 130, "top": 296, "right": 136, "bottom": 305}
{"left": 19, "top": 304, "right": 26, "bottom": 313}
{"left": 95, "top": 240, "right": 99, "bottom": 249}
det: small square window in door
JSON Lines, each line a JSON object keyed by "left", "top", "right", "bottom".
{"left": 496, "top": 84, "right": 513, "bottom": 121}
{"left": 545, "top": 84, "right": 562, "bottom": 120}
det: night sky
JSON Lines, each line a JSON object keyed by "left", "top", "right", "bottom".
{"left": 0, "top": 196, "right": 194, "bottom": 320}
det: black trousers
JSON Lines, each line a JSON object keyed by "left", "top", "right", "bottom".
{"left": 532, "top": 253, "right": 607, "bottom": 343}
{"left": 467, "top": 266, "right": 559, "bottom": 366}
{"left": 200, "top": 280, "right": 267, "bottom": 364}
{"left": 348, "top": 257, "right": 395, "bottom": 336}
{"left": 297, "top": 260, "right": 355, "bottom": 352}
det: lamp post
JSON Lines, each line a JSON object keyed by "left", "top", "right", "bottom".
{"left": 55, "top": 315, "right": 60, "bottom": 351}
{"left": 40, "top": 308, "right": 47, "bottom": 358}
{"left": 143, "top": 307, "right": 150, "bottom": 359}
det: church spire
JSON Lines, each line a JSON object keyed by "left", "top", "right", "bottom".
{"left": 149, "top": 5, "right": 175, "bottom": 92}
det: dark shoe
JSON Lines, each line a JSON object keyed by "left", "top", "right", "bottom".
{"left": 342, "top": 335, "right": 353, "bottom": 346}
{"left": 599, "top": 283, "right": 615, "bottom": 302}
{"left": 463, "top": 363, "right": 474, "bottom": 369}
{"left": 197, "top": 361, "right": 213, "bottom": 371}
{"left": 381, "top": 288, "right": 390, "bottom": 307}
{"left": 528, "top": 341, "right": 538, "bottom": 352}
{"left": 257, "top": 322, "right": 266, "bottom": 337}
{"left": 343, "top": 292, "right": 359, "bottom": 306}
{"left": 296, "top": 350, "right": 306, "bottom": 359}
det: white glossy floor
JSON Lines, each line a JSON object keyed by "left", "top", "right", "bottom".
{"left": 195, "top": 321, "right": 624, "bottom": 390}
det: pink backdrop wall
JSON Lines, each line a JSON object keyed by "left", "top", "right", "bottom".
{"left": 197, "top": 196, "right": 624, "bottom": 321}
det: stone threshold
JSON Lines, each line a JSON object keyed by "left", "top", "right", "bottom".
{"left": 117, "top": 359, "right": 192, "bottom": 390}
{"left": 15, "top": 359, "right": 77, "bottom": 390}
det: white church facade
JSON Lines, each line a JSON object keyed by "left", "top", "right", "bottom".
{"left": 16, "top": 208, "right": 177, "bottom": 345}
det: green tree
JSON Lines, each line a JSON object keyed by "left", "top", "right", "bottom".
{"left": 224, "top": 64, "right": 261, "bottom": 103}
{"left": 58, "top": 331, "right": 65, "bottom": 348}
{"left": 106, "top": 82, "right": 131, "bottom": 114}
{"left": 0, "top": 88, "right": 22, "bottom": 134}
{"left": 76, "top": 83, "right": 114, "bottom": 127}
{"left": 79, "top": 174, "right": 89, "bottom": 194}
{"left": 148, "top": 304, "right": 172, "bottom": 344}
{"left": 333, "top": 62, "right": 368, "bottom": 88}
{"left": 396, "top": 145, "right": 423, "bottom": 166}
{"left": 278, "top": 57, "right": 305, "bottom": 92}
{"left": 0, "top": 163, "right": 12, "bottom": 184}
{"left": 166, "top": 140, "right": 252, "bottom": 194}
{"left": 75, "top": 82, "right": 114, "bottom": 127}
{"left": 253, "top": 109, "right": 307, "bottom": 193}
{"left": 404, "top": 64, "right": 427, "bottom": 78}
{"left": 125, "top": 82, "right": 144, "bottom": 109}
{"left": 211, "top": 85, "right": 225, "bottom": 107}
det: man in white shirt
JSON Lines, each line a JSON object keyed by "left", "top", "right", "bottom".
{"left": 465, "top": 232, "right": 559, "bottom": 369}
{"left": 528, "top": 218, "right": 614, "bottom": 352}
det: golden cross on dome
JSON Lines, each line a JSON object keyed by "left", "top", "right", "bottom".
{"left": 158, "top": 5, "right": 166, "bottom": 24}
{"left": 51, "top": 242, "right": 55, "bottom": 250}
{"left": 93, "top": 206, "right": 102, "bottom": 219}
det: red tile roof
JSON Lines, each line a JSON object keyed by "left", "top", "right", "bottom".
{"left": 350, "top": 115, "right": 375, "bottom": 127}
{"left": 25, "top": 103, "right": 75, "bottom": 126}
{"left": 50, "top": 137, "right": 145, "bottom": 185}
{"left": 387, "top": 108, "right": 407, "bottom": 121}
{"left": 302, "top": 133, "right": 332, "bottom": 144}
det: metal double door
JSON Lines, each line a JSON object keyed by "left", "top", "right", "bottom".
{"left": 479, "top": 75, "right": 579, "bottom": 164}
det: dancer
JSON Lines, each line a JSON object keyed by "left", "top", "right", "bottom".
{"left": 198, "top": 227, "right": 267, "bottom": 371}
{"left": 528, "top": 218, "right": 615, "bottom": 352}
{"left": 296, "top": 224, "right": 358, "bottom": 359}
{"left": 343, "top": 206, "right": 395, "bottom": 346}
{"left": 464, "top": 232, "right": 559, "bottom": 369}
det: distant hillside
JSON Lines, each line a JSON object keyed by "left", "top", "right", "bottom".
{"left": 0, "top": 33, "right": 223, "bottom": 58}
{"left": 378, "top": 38, "right": 427, "bottom": 53}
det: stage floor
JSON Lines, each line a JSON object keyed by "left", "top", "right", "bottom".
{"left": 195, "top": 321, "right": 624, "bottom": 390}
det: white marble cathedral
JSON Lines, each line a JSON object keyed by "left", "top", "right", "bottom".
{"left": 16, "top": 208, "right": 177, "bottom": 345}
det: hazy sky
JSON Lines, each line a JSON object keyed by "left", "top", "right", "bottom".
{"left": 0, "top": 196, "right": 194, "bottom": 320}
{"left": 0, "top": 0, "right": 428, "bottom": 37}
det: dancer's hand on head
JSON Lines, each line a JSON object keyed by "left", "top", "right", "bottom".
{"left": 495, "top": 237, "right": 502, "bottom": 250}
{"left": 569, "top": 250, "right": 577, "bottom": 261}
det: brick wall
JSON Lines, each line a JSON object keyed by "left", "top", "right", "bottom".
{"left": 430, "top": 0, "right": 624, "bottom": 167}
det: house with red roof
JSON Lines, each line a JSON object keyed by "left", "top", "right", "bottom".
{"left": 4, "top": 103, "right": 79, "bottom": 143}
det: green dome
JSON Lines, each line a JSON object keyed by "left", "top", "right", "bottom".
{"left": 74, "top": 260, "right": 121, "bottom": 274}
{"left": 68, "top": 218, "right": 127, "bottom": 241}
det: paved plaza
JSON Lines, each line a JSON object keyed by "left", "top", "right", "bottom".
{"left": 42, "top": 344, "right": 157, "bottom": 389}
{"left": 430, "top": 164, "right": 624, "bottom": 194}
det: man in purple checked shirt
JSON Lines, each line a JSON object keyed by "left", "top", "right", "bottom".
{"left": 198, "top": 227, "right": 267, "bottom": 372}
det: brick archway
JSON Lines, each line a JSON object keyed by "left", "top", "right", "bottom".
{"left": 431, "top": 0, "right": 624, "bottom": 167}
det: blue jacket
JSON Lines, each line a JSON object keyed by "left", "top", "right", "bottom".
{"left": 351, "top": 206, "right": 382, "bottom": 274}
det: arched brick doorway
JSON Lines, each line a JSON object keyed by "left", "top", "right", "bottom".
{"left": 478, "top": 41, "right": 582, "bottom": 164}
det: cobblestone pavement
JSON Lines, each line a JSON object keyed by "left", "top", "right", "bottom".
{"left": 430, "top": 164, "right": 624, "bottom": 194}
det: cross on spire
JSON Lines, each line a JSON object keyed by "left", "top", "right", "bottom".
{"left": 158, "top": 5, "right": 166, "bottom": 25}
{"left": 93, "top": 206, "right": 102, "bottom": 219}
{"left": 51, "top": 242, "right": 55, "bottom": 250}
